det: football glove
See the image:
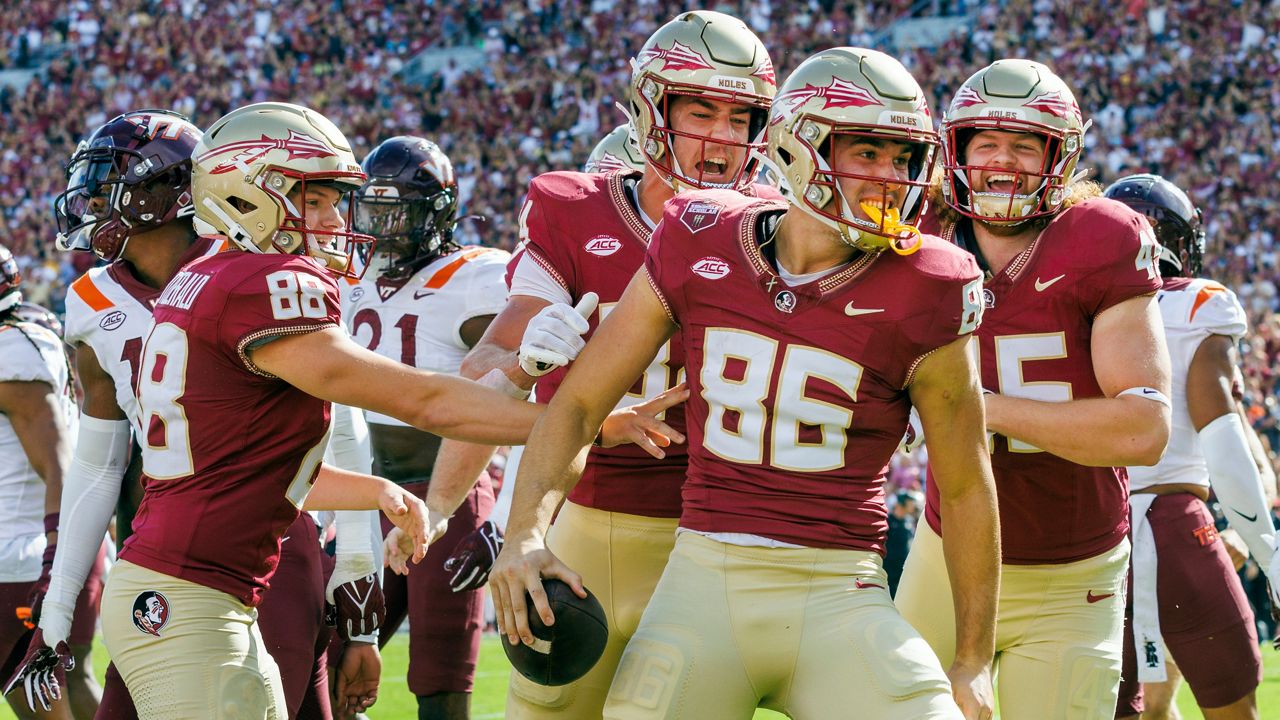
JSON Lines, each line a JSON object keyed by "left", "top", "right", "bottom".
{"left": 2, "top": 629, "right": 74, "bottom": 712}
{"left": 325, "top": 554, "right": 385, "bottom": 643}
{"left": 899, "top": 406, "right": 924, "bottom": 453}
{"left": 444, "top": 521, "right": 504, "bottom": 593}
{"left": 518, "top": 293, "right": 598, "bottom": 377}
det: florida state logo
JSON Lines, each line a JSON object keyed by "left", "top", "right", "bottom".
{"left": 774, "top": 290, "right": 797, "bottom": 313}
{"left": 773, "top": 77, "right": 883, "bottom": 124}
{"left": 131, "top": 591, "right": 171, "bottom": 637}
{"left": 199, "top": 130, "right": 337, "bottom": 175}
{"left": 636, "top": 41, "right": 715, "bottom": 73}
{"left": 950, "top": 86, "right": 986, "bottom": 112}
{"left": 594, "top": 152, "right": 632, "bottom": 173}
{"left": 1022, "top": 92, "right": 1081, "bottom": 122}
{"left": 752, "top": 58, "right": 776, "bottom": 88}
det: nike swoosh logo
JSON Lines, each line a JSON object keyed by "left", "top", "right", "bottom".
{"left": 413, "top": 290, "right": 435, "bottom": 300}
{"left": 1086, "top": 591, "right": 1114, "bottom": 604}
{"left": 844, "top": 304, "right": 886, "bottom": 317}
{"left": 854, "top": 579, "right": 884, "bottom": 590}
{"left": 1034, "top": 274, "right": 1066, "bottom": 292}
{"left": 1233, "top": 509, "right": 1259, "bottom": 523}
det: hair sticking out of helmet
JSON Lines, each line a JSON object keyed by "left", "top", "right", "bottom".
{"left": 54, "top": 109, "right": 203, "bottom": 262}
{"left": 191, "top": 102, "right": 373, "bottom": 277}
{"left": 1104, "top": 173, "right": 1205, "bottom": 278}
{"left": 353, "top": 136, "right": 460, "bottom": 281}
{"left": 626, "top": 10, "right": 776, "bottom": 192}
{"left": 766, "top": 47, "right": 938, "bottom": 254}
{"left": 584, "top": 125, "right": 646, "bottom": 174}
{"left": 0, "top": 244, "right": 21, "bottom": 315}
{"left": 940, "top": 59, "right": 1090, "bottom": 226}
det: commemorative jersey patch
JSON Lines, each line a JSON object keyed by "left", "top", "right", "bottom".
{"left": 99, "top": 310, "right": 127, "bottom": 331}
{"left": 680, "top": 200, "right": 723, "bottom": 234}
{"left": 691, "top": 256, "right": 731, "bottom": 280}
{"left": 584, "top": 235, "right": 623, "bottom": 257}
{"left": 132, "top": 591, "right": 171, "bottom": 637}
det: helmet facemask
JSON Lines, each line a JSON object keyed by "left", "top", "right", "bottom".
{"left": 942, "top": 121, "right": 1085, "bottom": 226}
{"left": 631, "top": 81, "right": 770, "bottom": 192}
{"left": 265, "top": 170, "right": 374, "bottom": 279}
{"left": 353, "top": 186, "right": 456, "bottom": 281}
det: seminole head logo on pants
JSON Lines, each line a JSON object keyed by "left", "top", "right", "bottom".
{"left": 131, "top": 591, "right": 171, "bottom": 637}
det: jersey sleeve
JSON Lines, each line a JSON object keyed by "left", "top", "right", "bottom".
{"left": 516, "top": 179, "right": 576, "bottom": 294}
{"left": 0, "top": 325, "right": 56, "bottom": 385}
{"left": 906, "top": 242, "right": 985, "bottom": 371}
{"left": 217, "top": 258, "right": 342, "bottom": 377}
{"left": 642, "top": 204, "right": 687, "bottom": 326}
{"left": 1186, "top": 281, "right": 1248, "bottom": 339}
{"left": 450, "top": 252, "right": 511, "bottom": 349}
{"left": 63, "top": 273, "right": 109, "bottom": 347}
{"left": 1076, "top": 199, "right": 1163, "bottom": 317}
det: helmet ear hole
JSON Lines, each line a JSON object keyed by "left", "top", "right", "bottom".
{"left": 775, "top": 147, "right": 794, "bottom": 166}
{"left": 228, "top": 196, "right": 258, "bottom": 214}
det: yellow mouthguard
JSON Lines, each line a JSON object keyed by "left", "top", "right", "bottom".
{"left": 859, "top": 202, "right": 923, "bottom": 256}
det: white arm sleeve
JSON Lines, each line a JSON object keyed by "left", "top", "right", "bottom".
{"left": 41, "top": 415, "right": 132, "bottom": 646}
{"left": 1201, "top": 412, "right": 1277, "bottom": 568}
{"left": 324, "top": 402, "right": 381, "bottom": 641}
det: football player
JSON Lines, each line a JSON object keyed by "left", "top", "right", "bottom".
{"left": 345, "top": 135, "right": 531, "bottom": 719}
{"left": 1106, "top": 174, "right": 1276, "bottom": 720}
{"left": 0, "top": 246, "right": 82, "bottom": 720}
{"left": 89, "top": 101, "right": 678, "bottom": 720}
{"left": 490, "top": 47, "right": 1001, "bottom": 720}
{"left": 583, "top": 124, "right": 645, "bottom": 174}
{"left": 4, "top": 110, "right": 373, "bottom": 720}
{"left": 893, "top": 59, "right": 1173, "bottom": 718}
{"left": 421, "top": 11, "right": 779, "bottom": 718}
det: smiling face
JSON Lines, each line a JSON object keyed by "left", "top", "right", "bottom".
{"left": 962, "top": 129, "right": 1049, "bottom": 197}
{"left": 664, "top": 94, "right": 757, "bottom": 188}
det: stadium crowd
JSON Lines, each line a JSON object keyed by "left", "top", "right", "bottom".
{"left": 2, "top": 0, "right": 1279, "bottom": 584}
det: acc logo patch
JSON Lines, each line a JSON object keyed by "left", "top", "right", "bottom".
{"left": 679, "top": 201, "right": 722, "bottom": 235}
{"left": 584, "top": 236, "right": 622, "bottom": 257}
{"left": 132, "top": 591, "right": 171, "bottom": 637}
{"left": 350, "top": 286, "right": 366, "bottom": 301}
{"left": 691, "top": 257, "right": 731, "bottom": 280}
{"left": 99, "top": 310, "right": 127, "bottom": 331}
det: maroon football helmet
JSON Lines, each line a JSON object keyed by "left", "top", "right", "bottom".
{"left": 54, "top": 110, "right": 202, "bottom": 261}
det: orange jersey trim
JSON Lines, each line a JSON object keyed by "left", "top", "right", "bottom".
{"left": 423, "top": 247, "right": 494, "bottom": 290}
{"left": 70, "top": 274, "right": 114, "bottom": 312}
{"left": 1189, "top": 283, "right": 1226, "bottom": 322}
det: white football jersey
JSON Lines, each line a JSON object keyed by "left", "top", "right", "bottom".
{"left": 0, "top": 319, "right": 73, "bottom": 581}
{"left": 345, "top": 246, "right": 510, "bottom": 426}
{"left": 63, "top": 240, "right": 226, "bottom": 428}
{"left": 1128, "top": 278, "right": 1248, "bottom": 491}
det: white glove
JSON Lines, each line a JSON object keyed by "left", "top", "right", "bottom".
{"left": 518, "top": 293, "right": 598, "bottom": 377}
{"left": 1267, "top": 542, "right": 1280, "bottom": 605}
{"left": 899, "top": 406, "right": 924, "bottom": 453}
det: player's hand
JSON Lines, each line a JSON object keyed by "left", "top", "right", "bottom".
{"left": 489, "top": 536, "right": 585, "bottom": 648}
{"left": 600, "top": 383, "right": 689, "bottom": 458}
{"left": 2, "top": 629, "right": 74, "bottom": 712}
{"left": 518, "top": 292, "right": 598, "bottom": 377}
{"left": 332, "top": 641, "right": 380, "bottom": 716}
{"left": 444, "top": 520, "right": 504, "bottom": 593}
{"left": 383, "top": 506, "right": 447, "bottom": 576}
{"left": 900, "top": 406, "right": 925, "bottom": 453}
{"left": 325, "top": 554, "right": 385, "bottom": 642}
{"left": 947, "top": 660, "right": 994, "bottom": 720}
{"left": 376, "top": 486, "right": 440, "bottom": 566}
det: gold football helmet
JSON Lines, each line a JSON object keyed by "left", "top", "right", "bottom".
{"left": 768, "top": 47, "right": 937, "bottom": 253}
{"left": 626, "top": 10, "right": 775, "bottom": 191}
{"left": 191, "top": 101, "right": 372, "bottom": 275}
{"left": 583, "top": 124, "right": 645, "bottom": 174}
{"left": 940, "top": 59, "right": 1089, "bottom": 224}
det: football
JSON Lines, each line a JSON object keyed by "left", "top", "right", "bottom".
{"left": 500, "top": 579, "right": 609, "bottom": 687}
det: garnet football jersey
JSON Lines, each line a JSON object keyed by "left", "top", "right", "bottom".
{"left": 0, "top": 318, "right": 73, "bottom": 581}
{"left": 346, "top": 246, "right": 509, "bottom": 424}
{"left": 508, "top": 170, "right": 691, "bottom": 517}
{"left": 925, "top": 198, "right": 1164, "bottom": 564}
{"left": 120, "top": 250, "right": 340, "bottom": 606}
{"left": 63, "top": 237, "right": 227, "bottom": 426}
{"left": 1127, "top": 277, "right": 1247, "bottom": 492}
{"left": 646, "top": 189, "right": 983, "bottom": 552}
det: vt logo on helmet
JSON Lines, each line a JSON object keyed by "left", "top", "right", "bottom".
{"left": 767, "top": 48, "right": 937, "bottom": 254}
{"left": 626, "top": 10, "right": 775, "bottom": 192}
{"left": 54, "top": 110, "right": 202, "bottom": 261}
{"left": 940, "top": 59, "right": 1090, "bottom": 225}
{"left": 191, "top": 102, "right": 373, "bottom": 277}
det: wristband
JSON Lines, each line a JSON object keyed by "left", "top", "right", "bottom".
{"left": 43, "top": 513, "right": 59, "bottom": 535}
{"left": 1117, "top": 386, "right": 1171, "bottom": 408}
{"left": 477, "top": 367, "right": 531, "bottom": 400}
